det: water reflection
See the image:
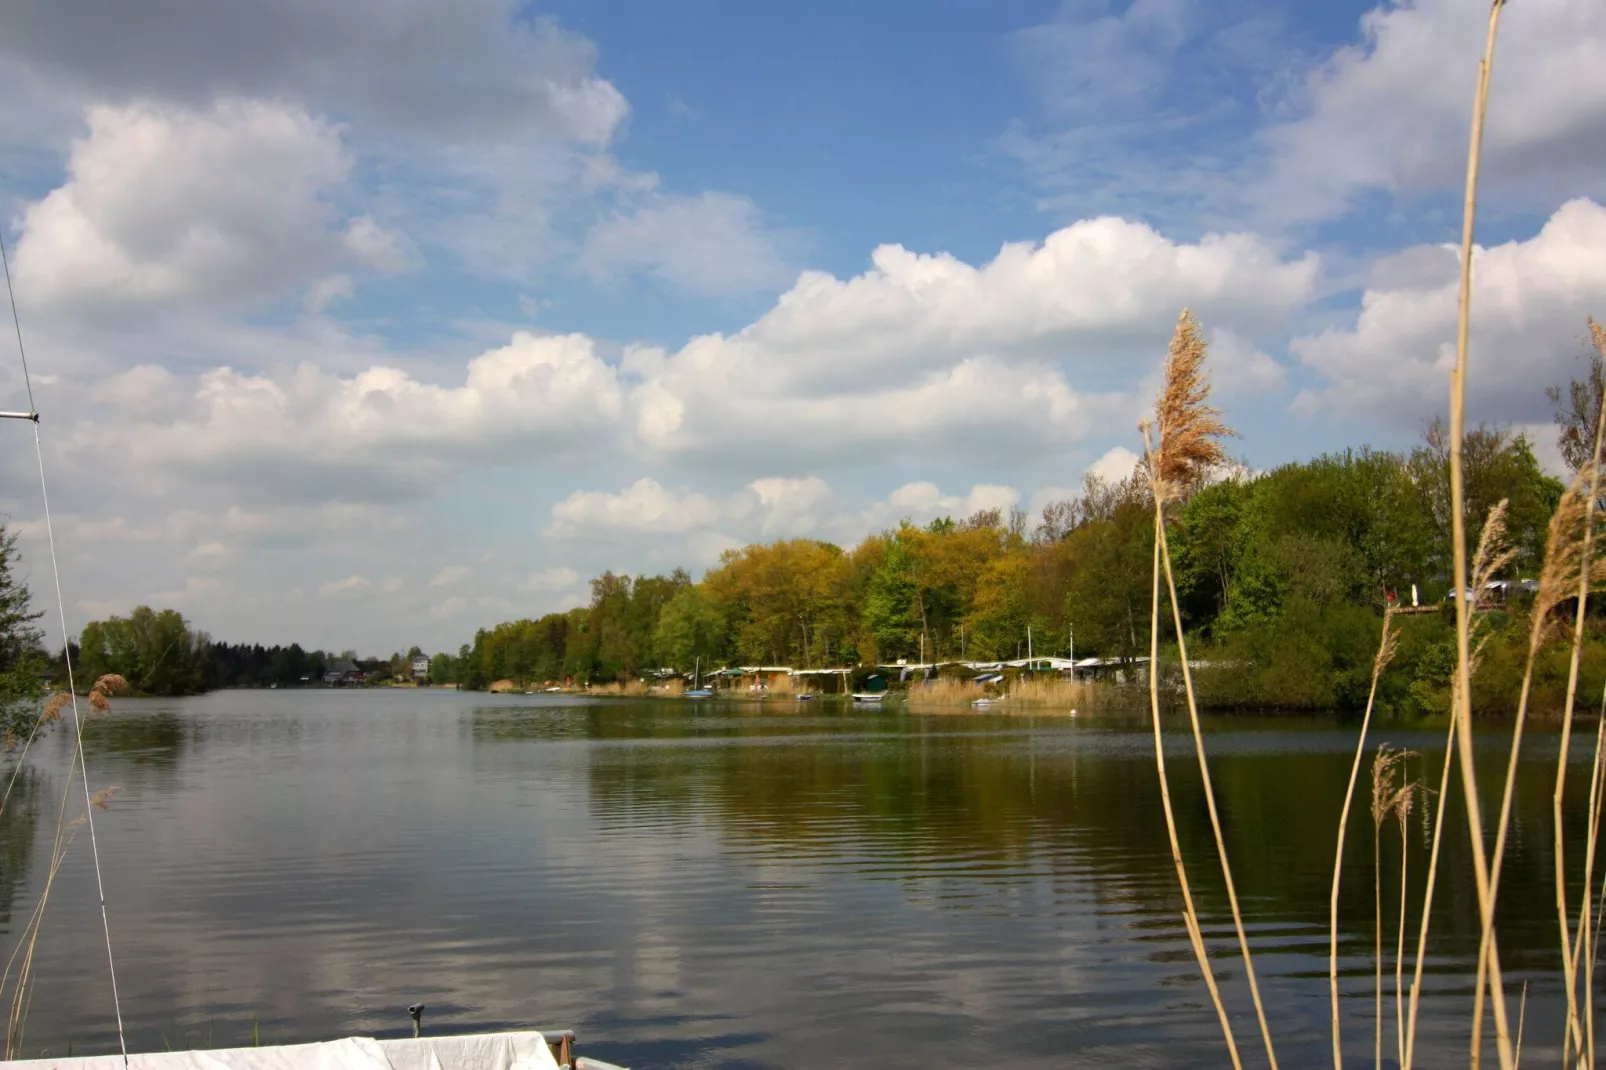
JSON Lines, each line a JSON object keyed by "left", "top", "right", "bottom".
{"left": 0, "top": 692, "right": 1594, "bottom": 1068}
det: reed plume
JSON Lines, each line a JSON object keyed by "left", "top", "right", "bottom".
{"left": 39, "top": 693, "right": 70, "bottom": 724}
{"left": 1552, "top": 320, "right": 1606, "bottom": 1069}
{"left": 1480, "top": 446, "right": 1606, "bottom": 1060}
{"left": 1394, "top": 768, "right": 1423, "bottom": 1070}
{"left": 1142, "top": 309, "right": 1271, "bottom": 1068}
{"left": 91, "top": 675, "right": 129, "bottom": 697}
{"left": 1404, "top": 504, "right": 1505, "bottom": 1070}
{"left": 1150, "top": 310, "right": 1233, "bottom": 502}
{"left": 1331, "top": 605, "right": 1399, "bottom": 1067}
{"left": 1371, "top": 746, "right": 1407, "bottom": 1070}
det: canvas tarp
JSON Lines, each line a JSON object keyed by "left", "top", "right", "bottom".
{"left": 0, "top": 1032, "right": 561, "bottom": 1070}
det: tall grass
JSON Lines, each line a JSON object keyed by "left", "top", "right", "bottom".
{"left": 1006, "top": 675, "right": 1101, "bottom": 709}
{"left": 1143, "top": 498, "right": 1241, "bottom": 1067}
{"left": 0, "top": 674, "right": 126, "bottom": 1057}
{"left": 1142, "top": 310, "right": 1276, "bottom": 1068}
{"left": 1134, "top": 6, "right": 1543, "bottom": 1064}
{"left": 1330, "top": 606, "right": 1398, "bottom": 1068}
{"left": 1547, "top": 320, "right": 1606, "bottom": 1069}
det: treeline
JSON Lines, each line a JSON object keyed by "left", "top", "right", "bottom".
{"left": 73, "top": 606, "right": 431, "bottom": 694}
{"left": 458, "top": 422, "right": 1595, "bottom": 714}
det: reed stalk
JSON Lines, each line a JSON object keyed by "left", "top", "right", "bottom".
{"left": 1141, "top": 310, "right": 1273, "bottom": 1067}
{"left": 1372, "top": 749, "right": 1395, "bottom": 1070}
{"left": 1514, "top": 982, "right": 1528, "bottom": 1070}
{"left": 1445, "top": 2, "right": 1512, "bottom": 1065}
{"left": 1368, "top": 747, "right": 1415, "bottom": 1070}
{"left": 1143, "top": 503, "right": 1241, "bottom": 1067}
{"left": 1395, "top": 766, "right": 1418, "bottom": 1070}
{"left": 1553, "top": 390, "right": 1606, "bottom": 1069}
{"left": 1156, "top": 519, "right": 1279, "bottom": 1069}
{"left": 1330, "top": 606, "right": 1398, "bottom": 1069}
{"left": 1483, "top": 464, "right": 1601, "bottom": 1015}
{"left": 1404, "top": 673, "right": 1471, "bottom": 1070}
{"left": 1573, "top": 691, "right": 1606, "bottom": 1069}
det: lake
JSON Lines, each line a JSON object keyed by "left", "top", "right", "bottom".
{"left": 0, "top": 690, "right": 1597, "bottom": 1068}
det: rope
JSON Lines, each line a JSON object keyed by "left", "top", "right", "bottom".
{"left": 1, "top": 231, "right": 129, "bottom": 1061}
{"left": 0, "top": 232, "right": 34, "bottom": 415}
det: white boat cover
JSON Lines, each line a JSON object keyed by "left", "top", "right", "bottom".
{"left": 0, "top": 1031, "right": 561, "bottom": 1070}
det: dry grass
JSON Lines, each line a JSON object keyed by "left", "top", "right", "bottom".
{"left": 585, "top": 678, "right": 652, "bottom": 697}
{"left": 1478, "top": 463, "right": 1606, "bottom": 1060}
{"left": 1394, "top": 768, "right": 1423, "bottom": 1070}
{"left": 905, "top": 677, "right": 992, "bottom": 709}
{"left": 1141, "top": 311, "right": 1265, "bottom": 1069}
{"left": 1550, "top": 315, "right": 1606, "bottom": 1070}
{"left": 1443, "top": 5, "right": 1514, "bottom": 1066}
{"left": 1330, "top": 606, "right": 1399, "bottom": 1068}
{"left": 1143, "top": 509, "right": 1240, "bottom": 1067}
{"left": 1005, "top": 676, "right": 1099, "bottom": 709}
{"left": 905, "top": 675, "right": 1106, "bottom": 713}
{"left": 1370, "top": 746, "right": 1418, "bottom": 1070}
{"left": 1145, "top": 313, "right": 1277, "bottom": 1069}
{"left": 1149, "top": 310, "right": 1235, "bottom": 500}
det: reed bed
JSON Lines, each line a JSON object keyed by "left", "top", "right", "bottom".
{"left": 903, "top": 674, "right": 1101, "bottom": 713}
{"left": 1004, "top": 675, "right": 1101, "bottom": 710}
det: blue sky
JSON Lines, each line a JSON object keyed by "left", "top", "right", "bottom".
{"left": 0, "top": 0, "right": 1603, "bottom": 654}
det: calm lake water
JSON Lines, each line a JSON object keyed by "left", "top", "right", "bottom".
{"left": 1, "top": 690, "right": 1599, "bottom": 1067}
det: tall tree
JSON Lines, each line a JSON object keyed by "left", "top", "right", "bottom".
{"left": 1547, "top": 319, "right": 1606, "bottom": 473}
{"left": 0, "top": 528, "right": 47, "bottom": 743}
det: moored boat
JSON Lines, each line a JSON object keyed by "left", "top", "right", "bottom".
{"left": 0, "top": 1029, "right": 627, "bottom": 1070}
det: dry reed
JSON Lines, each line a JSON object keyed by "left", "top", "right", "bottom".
{"left": 1143, "top": 501, "right": 1240, "bottom": 1067}
{"left": 1403, "top": 504, "right": 1506, "bottom": 1070}
{"left": 1442, "top": 4, "right": 1513, "bottom": 1065}
{"left": 1005, "top": 675, "right": 1099, "bottom": 710}
{"left": 1571, "top": 689, "right": 1606, "bottom": 1069}
{"left": 1367, "top": 746, "right": 1419, "bottom": 1070}
{"left": 1330, "top": 606, "right": 1399, "bottom": 1068}
{"left": 1141, "top": 309, "right": 1272, "bottom": 1069}
{"left": 1551, "top": 319, "right": 1606, "bottom": 1070}
{"left": 1479, "top": 456, "right": 1606, "bottom": 1059}
{"left": 1394, "top": 766, "right": 1422, "bottom": 1070}
{"left": 1149, "top": 313, "right": 1277, "bottom": 1069}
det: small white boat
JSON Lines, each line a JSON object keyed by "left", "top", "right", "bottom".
{"left": 851, "top": 692, "right": 885, "bottom": 704}
{"left": 684, "top": 689, "right": 713, "bottom": 699}
{"left": 0, "top": 1030, "right": 626, "bottom": 1070}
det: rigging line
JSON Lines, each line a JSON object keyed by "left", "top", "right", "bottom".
{"left": 1, "top": 230, "right": 129, "bottom": 1062}
{"left": 0, "top": 234, "right": 34, "bottom": 414}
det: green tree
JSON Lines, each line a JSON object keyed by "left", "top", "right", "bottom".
{"left": 79, "top": 606, "right": 209, "bottom": 696}
{"left": 653, "top": 587, "right": 725, "bottom": 671}
{"left": 861, "top": 534, "right": 920, "bottom": 661}
{"left": 0, "top": 528, "right": 47, "bottom": 743}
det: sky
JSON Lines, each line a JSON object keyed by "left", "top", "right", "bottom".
{"left": 0, "top": 0, "right": 1604, "bottom": 656}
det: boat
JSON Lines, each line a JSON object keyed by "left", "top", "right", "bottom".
{"left": 0, "top": 1028, "right": 626, "bottom": 1070}
{"left": 850, "top": 692, "right": 885, "bottom": 703}
{"left": 684, "top": 657, "right": 712, "bottom": 698}
{"left": 796, "top": 693, "right": 814, "bottom": 701}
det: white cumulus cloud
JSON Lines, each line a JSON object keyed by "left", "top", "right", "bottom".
{"left": 1262, "top": 0, "right": 1606, "bottom": 219}
{"left": 13, "top": 99, "right": 350, "bottom": 313}
{"left": 1293, "top": 198, "right": 1606, "bottom": 421}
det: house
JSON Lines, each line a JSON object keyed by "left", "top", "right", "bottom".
{"left": 411, "top": 654, "right": 431, "bottom": 679}
{"left": 323, "top": 659, "right": 364, "bottom": 686}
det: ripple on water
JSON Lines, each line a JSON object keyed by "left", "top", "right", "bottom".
{"left": 0, "top": 694, "right": 1581, "bottom": 1068}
